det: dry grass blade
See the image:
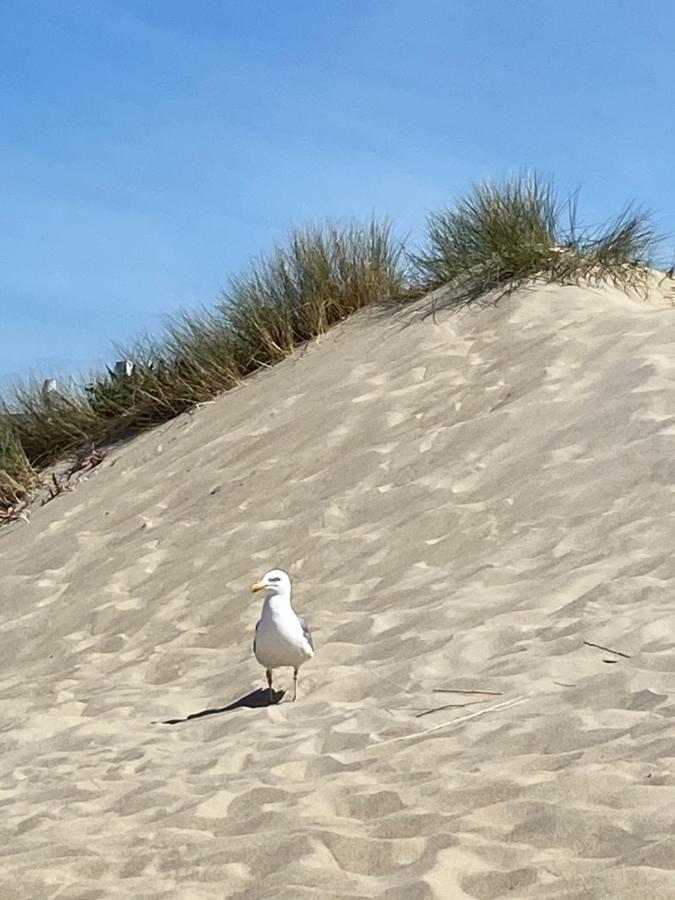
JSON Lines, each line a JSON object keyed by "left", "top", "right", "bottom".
{"left": 416, "top": 698, "right": 493, "bottom": 718}
{"left": 365, "top": 693, "right": 533, "bottom": 753}
{"left": 433, "top": 688, "right": 503, "bottom": 695}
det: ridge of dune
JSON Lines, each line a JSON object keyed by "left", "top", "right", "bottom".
{"left": 2, "top": 280, "right": 675, "bottom": 898}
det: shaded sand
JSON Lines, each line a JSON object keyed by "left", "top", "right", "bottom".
{"left": 3, "top": 279, "right": 675, "bottom": 898}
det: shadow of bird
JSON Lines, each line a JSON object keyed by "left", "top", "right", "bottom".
{"left": 157, "top": 687, "right": 285, "bottom": 725}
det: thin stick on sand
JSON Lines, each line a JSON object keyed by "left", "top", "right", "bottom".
{"left": 367, "top": 692, "right": 532, "bottom": 752}
{"left": 433, "top": 688, "right": 503, "bottom": 696}
{"left": 583, "top": 640, "right": 632, "bottom": 659}
{"left": 416, "top": 698, "right": 492, "bottom": 718}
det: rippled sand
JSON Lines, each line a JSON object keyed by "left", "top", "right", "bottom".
{"left": 2, "top": 279, "right": 675, "bottom": 898}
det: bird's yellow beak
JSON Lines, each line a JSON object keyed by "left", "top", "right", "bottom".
{"left": 251, "top": 582, "right": 265, "bottom": 593}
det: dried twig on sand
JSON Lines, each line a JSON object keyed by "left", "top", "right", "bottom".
{"left": 433, "top": 688, "right": 503, "bottom": 696}
{"left": 583, "top": 640, "right": 632, "bottom": 659}
{"left": 41, "top": 473, "right": 75, "bottom": 505}
{"left": 66, "top": 444, "right": 107, "bottom": 479}
{"left": 369, "top": 693, "right": 532, "bottom": 752}
{"left": 416, "top": 698, "right": 493, "bottom": 719}
{"left": 0, "top": 503, "right": 31, "bottom": 525}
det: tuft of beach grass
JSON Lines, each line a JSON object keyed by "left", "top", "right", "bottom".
{"left": 412, "top": 172, "right": 659, "bottom": 304}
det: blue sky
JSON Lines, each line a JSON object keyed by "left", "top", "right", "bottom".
{"left": 2, "top": 0, "right": 674, "bottom": 384}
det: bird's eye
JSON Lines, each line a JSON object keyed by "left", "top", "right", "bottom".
{"left": 269, "top": 576, "right": 281, "bottom": 583}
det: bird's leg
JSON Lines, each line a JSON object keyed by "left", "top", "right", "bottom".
{"left": 292, "top": 668, "right": 298, "bottom": 702}
{"left": 266, "top": 669, "right": 274, "bottom": 702}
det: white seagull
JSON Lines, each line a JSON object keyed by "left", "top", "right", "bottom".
{"left": 251, "top": 569, "right": 314, "bottom": 702}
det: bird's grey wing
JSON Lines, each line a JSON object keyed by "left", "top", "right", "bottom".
{"left": 253, "top": 619, "right": 260, "bottom": 654}
{"left": 297, "top": 615, "right": 314, "bottom": 651}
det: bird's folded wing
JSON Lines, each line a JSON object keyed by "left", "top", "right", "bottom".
{"left": 253, "top": 619, "right": 260, "bottom": 654}
{"left": 297, "top": 615, "right": 314, "bottom": 650}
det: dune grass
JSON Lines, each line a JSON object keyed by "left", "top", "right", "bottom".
{"left": 5, "top": 382, "right": 103, "bottom": 469}
{"left": 0, "top": 422, "right": 41, "bottom": 516}
{"left": 0, "top": 177, "right": 666, "bottom": 519}
{"left": 0, "top": 219, "right": 406, "bottom": 514}
{"left": 413, "top": 173, "right": 659, "bottom": 303}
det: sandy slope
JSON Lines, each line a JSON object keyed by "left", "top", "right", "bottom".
{"left": 2, "top": 279, "right": 675, "bottom": 899}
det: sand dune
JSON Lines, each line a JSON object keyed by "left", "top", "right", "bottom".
{"left": 2, "top": 279, "right": 675, "bottom": 898}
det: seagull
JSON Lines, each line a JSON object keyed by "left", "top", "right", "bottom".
{"left": 251, "top": 569, "right": 314, "bottom": 702}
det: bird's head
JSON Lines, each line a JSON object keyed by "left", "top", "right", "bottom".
{"left": 251, "top": 569, "right": 291, "bottom": 597}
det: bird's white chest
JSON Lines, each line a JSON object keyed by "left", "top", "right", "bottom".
{"left": 255, "top": 608, "right": 312, "bottom": 669}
